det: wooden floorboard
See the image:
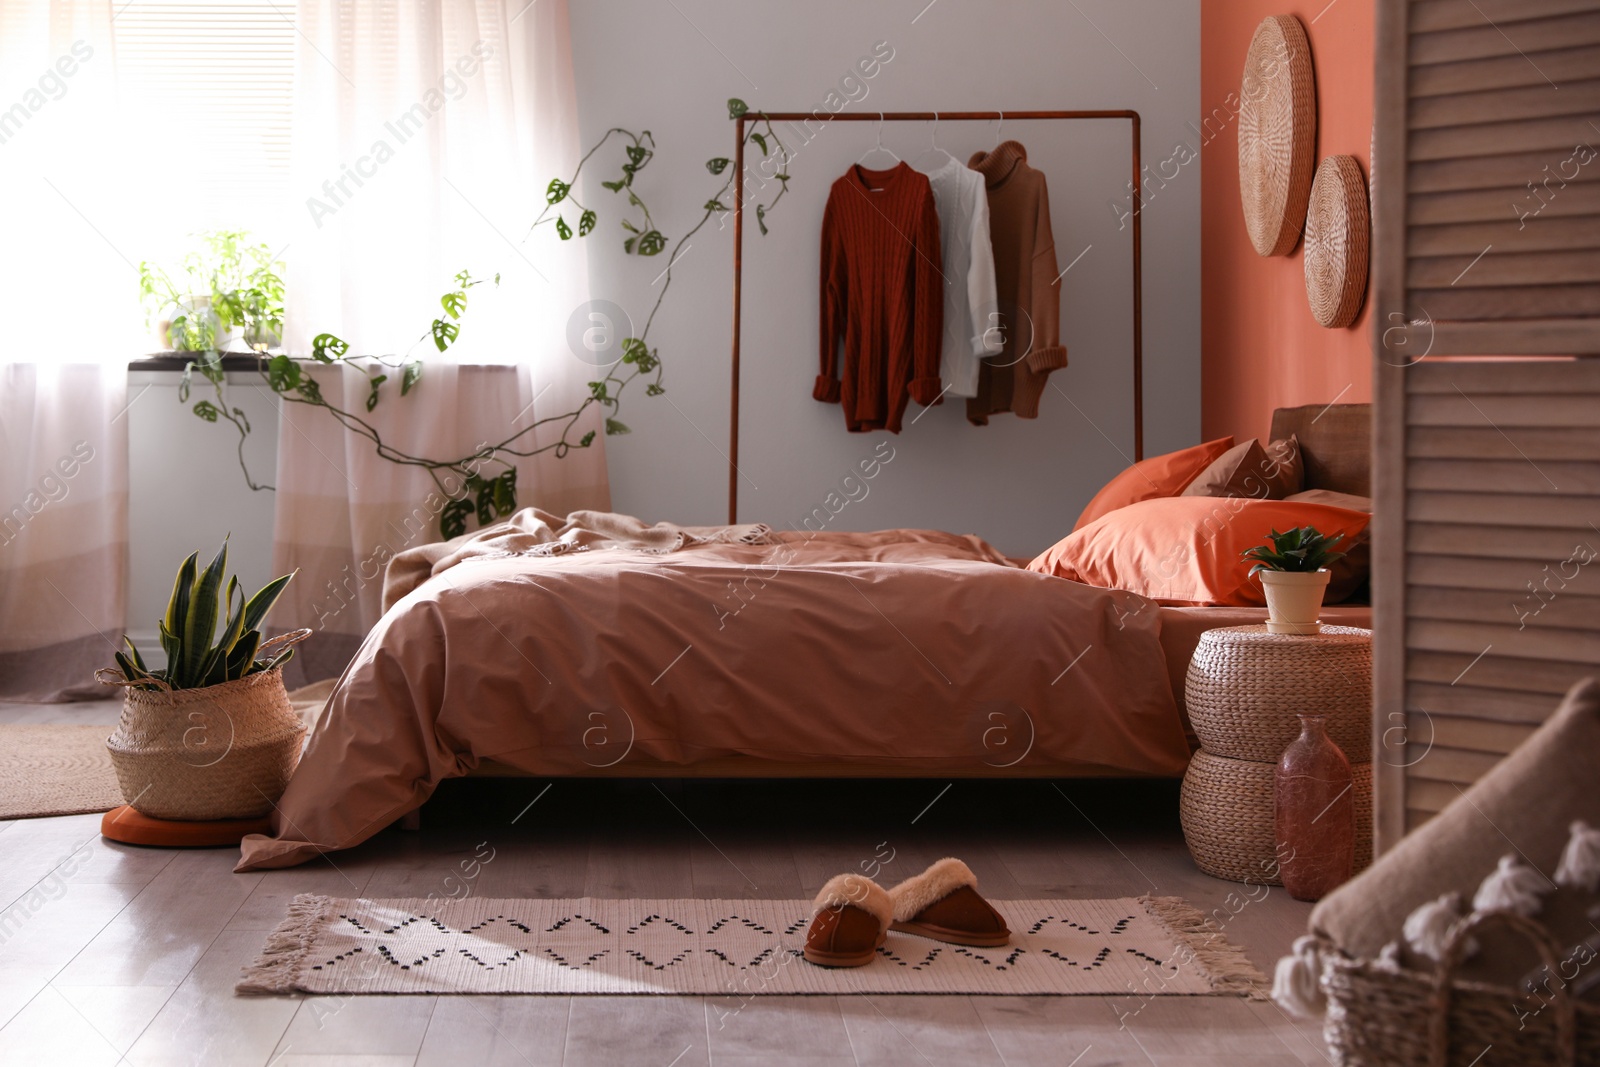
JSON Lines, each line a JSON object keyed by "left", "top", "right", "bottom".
{"left": 0, "top": 702, "right": 1329, "bottom": 1064}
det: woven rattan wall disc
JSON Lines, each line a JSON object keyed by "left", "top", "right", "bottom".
{"left": 1238, "top": 15, "right": 1316, "bottom": 257}
{"left": 1304, "top": 154, "right": 1370, "bottom": 328}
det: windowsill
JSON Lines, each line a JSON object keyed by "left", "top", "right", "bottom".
{"left": 128, "top": 355, "right": 529, "bottom": 371}
{"left": 129, "top": 353, "right": 271, "bottom": 372}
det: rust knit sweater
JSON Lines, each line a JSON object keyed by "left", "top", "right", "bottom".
{"left": 966, "top": 141, "right": 1069, "bottom": 424}
{"left": 816, "top": 162, "right": 944, "bottom": 433}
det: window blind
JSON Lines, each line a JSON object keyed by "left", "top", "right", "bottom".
{"left": 112, "top": 0, "right": 296, "bottom": 242}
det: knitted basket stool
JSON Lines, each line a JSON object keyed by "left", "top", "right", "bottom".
{"left": 1186, "top": 625, "right": 1372, "bottom": 762}
{"left": 1179, "top": 624, "right": 1373, "bottom": 884}
{"left": 1181, "top": 751, "right": 1373, "bottom": 883}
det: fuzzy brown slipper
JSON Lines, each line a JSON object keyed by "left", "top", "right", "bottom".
{"left": 803, "top": 873, "right": 892, "bottom": 967}
{"left": 887, "top": 857, "right": 1010, "bottom": 947}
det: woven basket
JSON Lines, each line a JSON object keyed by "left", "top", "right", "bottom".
{"left": 1238, "top": 14, "right": 1317, "bottom": 257}
{"left": 105, "top": 665, "right": 306, "bottom": 821}
{"left": 1304, "top": 154, "right": 1370, "bottom": 328}
{"left": 1180, "top": 749, "right": 1372, "bottom": 884}
{"left": 1186, "top": 625, "right": 1371, "bottom": 763}
{"left": 1324, "top": 911, "right": 1598, "bottom": 1066}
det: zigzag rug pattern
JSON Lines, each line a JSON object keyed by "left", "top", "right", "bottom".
{"left": 237, "top": 894, "right": 1266, "bottom": 997}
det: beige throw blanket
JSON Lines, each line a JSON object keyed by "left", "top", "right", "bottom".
{"left": 382, "top": 508, "right": 773, "bottom": 614}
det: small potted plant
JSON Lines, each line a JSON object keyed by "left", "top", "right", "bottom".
{"left": 139, "top": 230, "right": 285, "bottom": 354}
{"left": 1242, "top": 526, "right": 1347, "bottom": 635}
{"left": 99, "top": 538, "right": 308, "bottom": 821}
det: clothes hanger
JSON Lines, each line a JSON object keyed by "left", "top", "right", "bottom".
{"left": 912, "top": 113, "right": 956, "bottom": 170}
{"left": 856, "top": 112, "right": 902, "bottom": 168}
{"left": 992, "top": 110, "right": 1005, "bottom": 148}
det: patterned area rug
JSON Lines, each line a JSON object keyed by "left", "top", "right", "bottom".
{"left": 238, "top": 894, "right": 1267, "bottom": 997}
{"left": 0, "top": 725, "right": 123, "bottom": 819}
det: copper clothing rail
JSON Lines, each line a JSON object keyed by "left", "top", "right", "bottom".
{"left": 726, "top": 108, "right": 1143, "bottom": 524}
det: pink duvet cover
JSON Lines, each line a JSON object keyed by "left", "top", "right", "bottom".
{"left": 237, "top": 523, "right": 1190, "bottom": 871}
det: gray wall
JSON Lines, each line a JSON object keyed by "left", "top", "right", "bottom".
{"left": 569, "top": 0, "right": 1201, "bottom": 557}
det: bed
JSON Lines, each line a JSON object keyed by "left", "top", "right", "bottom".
{"left": 236, "top": 404, "right": 1371, "bottom": 871}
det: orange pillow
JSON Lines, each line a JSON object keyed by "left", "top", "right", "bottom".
{"left": 1073, "top": 437, "right": 1235, "bottom": 531}
{"left": 1031, "top": 496, "right": 1372, "bottom": 606}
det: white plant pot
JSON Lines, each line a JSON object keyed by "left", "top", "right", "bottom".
{"left": 1258, "top": 569, "right": 1332, "bottom": 635}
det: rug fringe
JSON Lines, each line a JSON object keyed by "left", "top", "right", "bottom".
{"left": 235, "top": 892, "right": 331, "bottom": 995}
{"left": 1139, "top": 894, "right": 1270, "bottom": 1000}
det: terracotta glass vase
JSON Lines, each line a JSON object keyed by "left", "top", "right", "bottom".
{"left": 1274, "top": 714, "right": 1355, "bottom": 902}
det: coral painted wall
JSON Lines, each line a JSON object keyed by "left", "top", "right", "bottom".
{"left": 1200, "top": 0, "right": 1375, "bottom": 443}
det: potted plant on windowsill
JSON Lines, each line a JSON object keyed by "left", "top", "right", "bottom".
{"left": 138, "top": 230, "right": 285, "bottom": 355}
{"left": 98, "top": 538, "right": 308, "bottom": 821}
{"left": 1242, "top": 526, "right": 1347, "bottom": 636}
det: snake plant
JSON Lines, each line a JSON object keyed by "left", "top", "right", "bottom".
{"left": 1241, "top": 526, "right": 1348, "bottom": 577}
{"left": 112, "top": 538, "right": 297, "bottom": 690}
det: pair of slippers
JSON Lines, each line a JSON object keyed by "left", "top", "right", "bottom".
{"left": 803, "top": 857, "right": 1009, "bottom": 968}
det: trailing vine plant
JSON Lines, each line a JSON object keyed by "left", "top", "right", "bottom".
{"left": 151, "top": 99, "right": 788, "bottom": 538}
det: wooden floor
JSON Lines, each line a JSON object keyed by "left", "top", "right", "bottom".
{"left": 0, "top": 699, "right": 1332, "bottom": 1066}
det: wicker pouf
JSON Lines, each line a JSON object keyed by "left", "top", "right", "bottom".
{"left": 1186, "top": 624, "right": 1371, "bottom": 762}
{"left": 1180, "top": 750, "right": 1373, "bottom": 883}
{"left": 1179, "top": 624, "right": 1373, "bottom": 885}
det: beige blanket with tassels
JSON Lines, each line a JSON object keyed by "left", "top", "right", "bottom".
{"left": 381, "top": 507, "right": 772, "bottom": 614}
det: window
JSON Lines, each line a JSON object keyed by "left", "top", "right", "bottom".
{"left": 113, "top": 0, "right": 296, "bottom": 247}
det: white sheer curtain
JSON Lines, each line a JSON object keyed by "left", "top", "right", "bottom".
{"left": 0, "top": 0, "right": 133, "bottom": 700}
{"left": 273, "top": 0, "right": 608, "bottom": 683}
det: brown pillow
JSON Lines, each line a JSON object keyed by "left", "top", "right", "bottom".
{"left": 1310, "top": 678, "right": 1600, "bottom": 986}
{"left": 1286, "top": 488, "right": 1370, "bottom": 512}
{"left": 1263, "top": 435, "right": 1304, "bottom": 496}
{"left": 1285, "top": 489, "right": 1371, "bottom": 603}
{"left": 1181, "top": 435, "right": 1303, "bottom": 500}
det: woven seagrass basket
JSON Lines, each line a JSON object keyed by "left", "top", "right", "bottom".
{"left": 1304, "top": 154, "right": 1370, "bottom": 329}
{"left": 1186, "top": 625, "right": 1372, "bottom": 763}
{"left": 1238, "top": 14, "right": 1317, "bottom": 257}
{"left": 1323, "top": 911, "right": 1599, "bottom": 1066}
{"left": 1180, "top": 750, "right": 1372, "bottom": 884}
{"left": 105, "top": 662, "right": 306, "bottom": 821}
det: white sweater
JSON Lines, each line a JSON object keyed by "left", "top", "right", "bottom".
{"left": 916, "top": 156, "right": 1002, "bottom": 398}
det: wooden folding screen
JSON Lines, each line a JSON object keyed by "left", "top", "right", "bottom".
{"left": 1371, "top": 0, "right": 1600, "bottom": 850}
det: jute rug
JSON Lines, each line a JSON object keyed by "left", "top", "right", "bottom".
{"left": 238, "top": 894, "right": 1266, "bottom": 997}
{"left": 0, "top": 725, "right": 123, "bottom": 819}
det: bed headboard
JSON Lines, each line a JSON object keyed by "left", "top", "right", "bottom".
{"left": 1268, "top": 403, "right": 1371, "bottom": 497}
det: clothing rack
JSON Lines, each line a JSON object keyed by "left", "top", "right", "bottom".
{"left": 726, "top": 109, "right": 1143, "bottom": 524}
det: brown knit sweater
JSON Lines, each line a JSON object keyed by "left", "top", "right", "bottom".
{"left": 817, "top": 162, "right": 944, "bottom": 433}
{"left": 966, "top": 141, "right": 1068, "bottom": 424}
